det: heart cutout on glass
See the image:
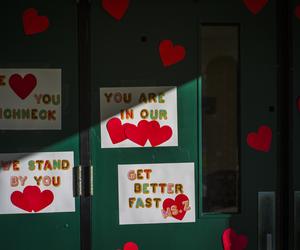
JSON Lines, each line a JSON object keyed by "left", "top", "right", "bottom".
{"left": 9, "top": 73, "right": 37, "bottom": 100}
{"left": 11, "top": 186, "right": 54, "bottom": 212}
{"left": 222, "top": 228, "right": 248, "bottom": 250}
{"left": 106, "top": 118, "right": 127, "bottom": 144}
{"left": 243, "top": 0, "right": 268, "bottom": 15}
{"left": 246, "top": 125, "right": 272, "bottom": 152}
{"left": 102, "top": 0, "right": 130, "bottom": 20}
{"left": 162, "top": 194, "right": 190, "bottom": 221}
{"left": 159, "top": 40, "right": 186, "bottom": 67}
{"left": 23, "top": 8, "right": 49, "bottom": 35}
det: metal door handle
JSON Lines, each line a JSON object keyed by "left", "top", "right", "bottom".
{"left": 258, "top": 192, "right": 275, "bottom": 250}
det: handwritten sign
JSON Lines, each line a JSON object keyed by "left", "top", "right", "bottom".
{"left": 0, "top": 152, "right": 75, "bottom": 214}
{"left": 118, "top": 162, "right": 195, "bottom": 225}
{"left": 100, "top": 86, "right": 178, "bottom": 148}
{"left": 0, "top": 69, "right": 61, "bottom": 130}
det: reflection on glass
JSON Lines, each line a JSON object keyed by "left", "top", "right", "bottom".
{"left": 201, "top": 26, "right": 239, "bottom": 213}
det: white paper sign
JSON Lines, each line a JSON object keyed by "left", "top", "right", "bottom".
{"left": 118, "top": 162, "right": 195, "bottom": 225}
{"left": 0, "top": 69, "right": 61, "bottom": 130}
{"left": 0, "top": 152, "right": 75, "bottom": 214}
{"left": 100, "top": 86, "right": 178, "bottom": 148}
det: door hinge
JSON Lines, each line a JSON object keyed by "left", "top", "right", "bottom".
{"left": 73, "top": 165, "right": 93, "bottom": 197}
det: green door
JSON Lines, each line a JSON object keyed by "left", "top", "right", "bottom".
{"left": 91, "top": 1, "right": 278, "bottom": 250}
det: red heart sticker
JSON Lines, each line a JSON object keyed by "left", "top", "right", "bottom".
{"left": 123, "top": 242, "right": 138, "bottom": 250}
{"left": 297, "top": 97, "right": 300, "bottom": 111}
{"left": 148, "top": 121, "right": 172, "bottom": 147}
{"left": 159, "top": 40, "right": 186, "bottom": 67}
{"left": 247, "top": 125, "right": 272, "bottom": 152}
{"left": 102, "top": 0, "right": 130, "bottom": 20}
{"left": 124, "top": 120, "right": 149, "bottom": 146}
{"left": 222, "top": 228, "right": 248, "bottom": 250}
{"left": 11, "top": 186, "right": 54, "bottom": 212}
{"left": 9, "top": 73, "right": 37, "bottom": 100}
{"left": 243, "top": 0, "right": 268, "bottom": 15}
{"left": 106, "top": 118, "right": 127, "bottom": 144}
{"left": 162, "top": 194, "right": 189, "bottom": 221}
{"left": 23, "top": 8, "right": 49, "bottom": 35}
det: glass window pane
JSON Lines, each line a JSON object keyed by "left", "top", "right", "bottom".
{"left": 201, "top": 25, "right": 239, "bottom": 213}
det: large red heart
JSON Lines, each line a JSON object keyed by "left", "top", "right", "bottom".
{"left": 23, "top": 8, "right": 49, "bottom": 35}
{"left": 123, "top": 242, "right": 138, "bottom": 250}
{"left": 124, "top": 120, "right": 149, "bottom": 146}
{"left": 162, "top": 194, "right": 189, "bottom": 221}
{"left": 243, "top": 0, "right": 268, "bottom": 15}
{"left": 11, "top": 186, "right": 54, "bottom": 212}
{"left": 159, "top": 40, "right": 186, "bottom": 67}
{"left": 148, "top": 121, "right": 172, "bottom": 147}
{"left": 102, "top": 0, "right": 130, "bottom": 20}
{"left": 106, "top": 118, "right": 127, "bottom": 144}
{"left": 222, "top": 228, "right": 248, "bottom": 250}
{"left": 297, "top": 97, "right": 300, "bottom": 111}
{"left": 247, "top": 125, "right": 272, "bottom": 152}
{"left": 9, "top": 73, "right": 37, "bottom": 100}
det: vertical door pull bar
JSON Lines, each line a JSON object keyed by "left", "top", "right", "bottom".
{"left": 258, "top": 192, "right": 275, "bottom": 250}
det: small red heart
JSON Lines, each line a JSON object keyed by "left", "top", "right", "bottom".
{"left": 297, "top": 97, "right": 300, "bottom": 111}
{"left": 102, "top": 0, "right": 130, "bottom": 20}
{"left": 9, "top": 73, "right": 37, "bottom": 100}
{"left": 222, "top": 228, "right": 248, "bottom": 250}
{"left": 162, "top": 194, "right": 189, "bottom": 221}
{"left": 295, "top": 6, "right": 300, "bottom": 19}
{"left": 123, "top": 242, "right": 138, "bottom": 250}
{"left": 11, "top": 186, "right": 54, "bottom": 212}
{"left": 243, "top": 0, "right": 268, "bottom": 15}
{"left": 148, "top": 121, "right": 172, "bottom": 147}
{"left": 124, "top": 120, "right": 149, "bottom": 146}
{"left": 247, "top": 125, "right": 272, "bottom": 152}
{"left": 23, "top": 8, "right": 49, "bottom": 35}
{"left": 106, "top": 118, "right": 127, "bottom": 144}
{"left": 159, "top": 40, "right": 186, "bottom": 67}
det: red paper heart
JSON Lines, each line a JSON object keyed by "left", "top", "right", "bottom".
{"left": 123, "top": 242, "right": 138, "bottom": 250}
{"left": 222, "top": 228, "right": 248, "bottom": 250}
{"left": 243, "top": 0, "right": 268, "bottom": 15}
{"left": 162, "top": 194, "right": 189, "bottom": 221}
{"left": 295, "top": 6, "right": 300, "bottom": 19}
{"left": 297, "top": 96, "right": 300, "bottom": 111}
{"left": 23, "top": 8, "right": 49, "bottom": 35}
{"left": 102, "top": 0, "right": 130, "bottom": 20}
{"left": 159, "top": 40, "right": 186, "bottom": 67}
{"left": 9, "top": 73, "right": 37, "bottom": 100}
{"left": 11, "top": 186, "right": 54, "bottom": 212}
{"left": 124, "top": 120, "right": 149, "bottom": 146}
{"left": 247, "top": 125, "right": 272, "bottom": 152}
{"left": 148, "top": 121, "right": 172, "bottom": 147}
{"left": 106, "top": 118, "right": 127, "bottom": 144}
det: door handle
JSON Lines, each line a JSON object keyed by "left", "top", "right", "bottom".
{"left": 294, "top": 191, "right": 300, "bottom": 249}
{"left": 258, "top": 192, "right": 275, "bottom": 250}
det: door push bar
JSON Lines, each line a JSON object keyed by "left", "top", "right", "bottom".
{"left": 258, "top": 192, "right": 276, "bottom": 250}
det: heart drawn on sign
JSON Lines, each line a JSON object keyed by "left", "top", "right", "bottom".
{"left": 124, "top": 120, "right": 149, "bottom": 146}
{"left": 123, "top": 242, "right": 139, "bottom": 250}
{"left": 102, "top": 0, "right": 130, "bottom": 20}
{"left": 246, "top": 125, "right": 272, "bottom": 152}
{"left": 148, "top": 120, "right": 173, "bottom": 147}
{"left": 159, "top": 40, "right": 186, "bottom": 67}
{"left": 222, "top": 228, "right": 248, "bottom": 250}
{"left": 107, "top": 118, "right": 127, "bottom": 144}
{"left": 11, "top": 186, "right": 54, "bottom": 212}
{"left": 23, "top": 8, "right": 50, "bottom": 35}
{"left": 162, "top": 194, "right": 190, "bottom": 221}
{"left": 9, "top": 73, "right": 37, "bottom": 100}
{"left": 243, "top": 0, "right": 268, "bottom": 15}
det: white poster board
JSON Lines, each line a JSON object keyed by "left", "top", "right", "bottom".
{"left": 0, "top": 69, "right": 61, "bottom": 130}
{"left": 100, "top": 86, "right": 178, "bottom": 148}
{"left": 0, "top": 152, "right": 75, "bottom": 214}
{"left": 118, "top": 162, "right": 195, "bottom": 225}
